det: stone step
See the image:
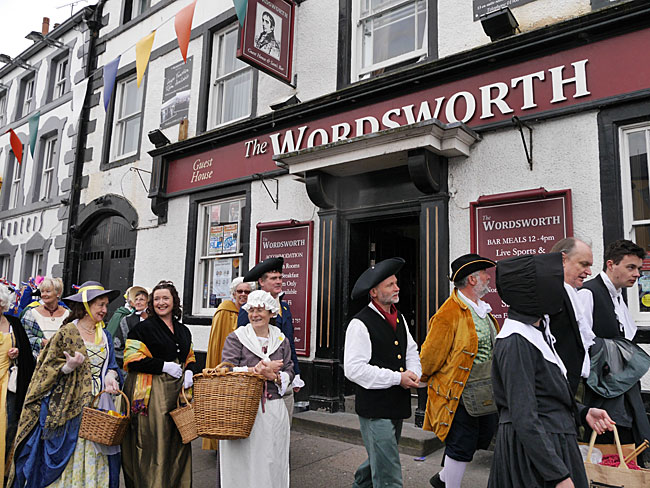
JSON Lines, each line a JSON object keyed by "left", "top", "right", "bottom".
{"left": 291, "top": 409, "right": 442, "bottom": 457}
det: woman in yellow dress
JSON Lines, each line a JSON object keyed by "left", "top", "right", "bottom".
{"left": 202, "top": 277, "right": 252, "bottom": 452}
{"left": 10, "top": 281, "right": 122, "bottom": 488}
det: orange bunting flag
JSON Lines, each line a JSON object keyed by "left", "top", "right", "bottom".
{"left": 175, "top": 0, "right": 197, "bottom": 63}
{"left": 136, "top": 30, "right": 156, "bottom": 87}
{"left": 6, "top": 129, "right": 23, "bottom": 164}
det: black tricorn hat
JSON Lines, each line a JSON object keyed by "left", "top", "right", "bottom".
{"left": 450, "top": 253, "right": 496, "bottom": 282}
{"left": 496, "top": 252, "right": 564, "bottom": 317}
{"left": 351, "top": 257, "right": 405, "bottom": 300}
{"left": 243, "top": 257, "right": 284, "bottom": 282}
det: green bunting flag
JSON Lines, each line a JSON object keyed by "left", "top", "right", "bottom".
{"left": 28, "top": 111, "right": 40, "bottom": 158}
{"left": 232, "top": 0, "right": 248, "bottom": 27}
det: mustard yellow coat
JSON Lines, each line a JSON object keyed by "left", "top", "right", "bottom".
{"left": 202, "top": 299, "right": 239, "bottom": 450}
{"left": 419, "top": 289, "right": 498, "bottom": 441}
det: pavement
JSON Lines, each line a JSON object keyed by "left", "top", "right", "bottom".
{"left": 189, "top": 428, "right": 494, "bottom": 488}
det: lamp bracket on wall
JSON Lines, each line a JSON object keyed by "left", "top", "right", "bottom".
{"left": 512, "top": 116, "right": 533, "bottom": 171}
{"left": 253, "top": 173, "right": 279, "bottom": 209}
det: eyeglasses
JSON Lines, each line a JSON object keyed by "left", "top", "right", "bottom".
{"left": 236, "top": 290, "right": 251, "bottom": 294}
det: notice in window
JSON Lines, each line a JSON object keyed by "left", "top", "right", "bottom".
{"left": 257, "top": 221, "right": 313, "bottom": 356}
{"left": 213, "top": 258, "right": 233, "bottom": 299}
{"left": 160, "top": 57, "right": 193, "bottom": 129}
{"left": 471, "top": 190, "right": 572, "bottom": 324}
{"left": 209, "top": 224, "right": 224, "bottom": 255}
{"left": 473, "top": 0, "right": 536, "bottom": 21}
{"left": 223, "top": 223, "right": 238, "bottom": 254}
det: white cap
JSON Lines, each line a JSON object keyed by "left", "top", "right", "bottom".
{"left": 242, "top": 290, "right": 279, "bottom": 316}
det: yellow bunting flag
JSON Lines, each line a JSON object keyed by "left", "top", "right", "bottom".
{"left": 136, "top": 30, "right": 156, "bottom": 87}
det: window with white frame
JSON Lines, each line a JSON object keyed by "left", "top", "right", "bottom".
{"left": 22, "top": 77, "right": 35, "bottom": 117}
{"left": 0, "top": 256, "right": 9, "bottom": 280}
{"left": 111, "top": 75, "right": 143, "bottom": 160}
{"left": 194, "top": 196, "right": 246, "bottom": 315}
{"left": 9, "top": 156, "right": 22, "bottom": 209}
{"left": 352, "top": 0, "right": 428, "bottom": 81}
{"left": 29, "top": 251, "right": 43, "bottom": 278}
{"left": 40, "top": 137, "right": 56, "bottom": 200}
{"left": 122, "top": 0, "right": 150, "bottom": 23}
{"left": 620, "top": 124, "right": 650, "bottom": 320}
{"left": 0, "top": 91, "right": 7, "bottom": 127}
{"left": 54, "top": 58, "right": 68, "bottom": 98}
{"left": 208, "top": 26, "right": 253, "bottom": 128}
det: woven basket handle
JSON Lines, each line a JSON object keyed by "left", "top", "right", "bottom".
{"left": 201, "top": 361, "right": 235, "bottom": 376}
{"left": 91, "top": 389, "right": 131, "bottom": 419}
{"left": 177, "top": 387, "right": 192, "bottom": 408}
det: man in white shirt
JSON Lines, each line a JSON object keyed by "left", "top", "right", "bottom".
{"left": 344, "top": 257, "right": 421, "bottom": 488}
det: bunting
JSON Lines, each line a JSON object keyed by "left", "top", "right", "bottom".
{"left": 136, "top": 31, "right": 156, "bottom": 87}
{"left": 6, "top": 129, "right": 22, "bottom": 164}
{"left": 28, "top": 111, "right": 40, "bottom": 158}
{"left": 103, "top": 56, "right": 121, "bottom": 111}
{"left": 233, "top": 0, "right": 248, "bottom": 28}
{"left": 175, "top": 0, "right": 197, "bottom": 63}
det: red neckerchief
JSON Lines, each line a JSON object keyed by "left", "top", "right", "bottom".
{"left": 371, "top": 299, "right": 398, "bottom": 332}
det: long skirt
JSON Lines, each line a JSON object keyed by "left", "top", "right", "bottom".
{"left": 488, "top": 423, "right": 588, "bottom": 488}
{"left": 220, "top": 398, "right": 290, "bottom": 488}
{"left": 122, "top": 372, "right": 191, "bottom": 488}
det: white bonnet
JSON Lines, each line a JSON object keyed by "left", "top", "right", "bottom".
{"left": 242, "top": 290, "right": 279, "bottom": 316}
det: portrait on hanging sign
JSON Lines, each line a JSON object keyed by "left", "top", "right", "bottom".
{"left": 254, "top": 5, "right": 282, "bottom": 60}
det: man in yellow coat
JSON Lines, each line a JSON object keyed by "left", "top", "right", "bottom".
{"left": 420, "top": 254, "right": 499, "bottom": 488}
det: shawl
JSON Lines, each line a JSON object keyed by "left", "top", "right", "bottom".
{"left": 234, "top": 324, "right": 285, "bottom": 361}
{"left": 206, "top": 300, "right": 239, "bottom": 368}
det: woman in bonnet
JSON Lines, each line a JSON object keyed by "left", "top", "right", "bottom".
{"left": 220, "top": 289, "right": 294, "bottom": 488}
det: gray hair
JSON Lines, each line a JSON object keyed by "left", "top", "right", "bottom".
{"left": 454, "top": 270, "right": 480, "bottom": 289}
{"left": 38, "top": 277, "right": 64, "bottom": 296}
{"left": 230, "top": 277, "right": 254, "bottom": 300}
{"left": 0, "top": 285, "right": 14, "bottom": 313}
{"left": 550, "top": 237, "right": 591, "bottom": 256}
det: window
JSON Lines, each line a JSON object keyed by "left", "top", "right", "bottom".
{"left": 29, "top": 251, "right": 43, "bottom": 277}
{"left": 352, "top": 0, "right": 427, "bottom": 81}
{"left": 40, "top": 137, "right": 57, "bottom": 200}
{"left": 111, "top": 75, "right": 143, "bottom": 160}
{"left": 194, "top": 196, "right": 246, "bottom": 314}
{"left": 620, "top": 124, "right": 650, "bottom": 319}
{"left": 54, "top": 58, "right": 68, "bottom": 98}
{"left": 122, "top": 0, "right": 150, "bottom": 24}
{"left": 9, "top": 155, "right": 22, "bottom": 209}
{"left": 208, "top": 27, "right": 253, "bottom": 128}
{"left": 0, "top": 91, "right": 7, "bottom": 127}
{"left": 21, "top": 77, "right": 35, "bottom": 118}
{"left": 0, "top": 256, "right": 9, "bottom": 279}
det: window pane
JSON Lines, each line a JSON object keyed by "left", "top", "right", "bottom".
{"left": 627, "top": 131, "right": 650, "bottom": 221}
{"left": 220, "top": 29, "right": 246, "bottom": 76}
{"left": 122, "top": 116, "right": 141, "bottom": 155}
{"left": 220, "top": 70, "right": 252, "bottom": 124}
{"left": 121, "top": 78, "right": 142, "bottom": 118}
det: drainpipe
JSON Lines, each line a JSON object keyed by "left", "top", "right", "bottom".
{"left": 61, "top": 1, "right": 106, "bottom": 293}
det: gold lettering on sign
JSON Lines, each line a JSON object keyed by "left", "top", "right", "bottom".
{"left": 191, "top": 157, "right": 214, "bottom": 183}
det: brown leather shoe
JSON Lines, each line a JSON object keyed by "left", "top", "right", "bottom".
{"left": 429, "top": 473, "right": 445, "bottom": 487}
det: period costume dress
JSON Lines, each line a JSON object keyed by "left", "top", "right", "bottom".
{"left": 21, "top": 307, "right": 70, "bottom": 359}
{"left": 219, "top": 321, "right": 294, "bottom": 488}
{"left": 489, "top": 253, "right": 591, "bottom": 488}
{"left": 203, "top": 298, "right": 239, "bottom": 451}
{"left": 121, "top": 314, "right": 197, "bottom": 488}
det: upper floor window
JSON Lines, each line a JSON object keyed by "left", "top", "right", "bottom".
{"left": 0, "top": 255, "right": 9, "bottom": 279}
{"left": 208, "top": 26, "right": 253, "bottom": 128}
{"left": 54, "top": 57, "right": 68, "bottom": 98}
{"left": 40, "top": 137, "right": 57, "bottom": 201}
{"left": 0, "top": 91, "right": 7, "bottom": 127}
{"left": 9, "top": 155, "right": 22, "bottom": 209}
{"left": 111, "top": 75, "right": 143, "bottom": 160}
{"left": 352, "top": 0, "right": 427, "bottom": 81}
{"left": 29, "top": 251, "right": 44, "bottom": 278}
{"left": 19, "top": 76, "right": 35, "bottom": 119}
{"left": 123, "top": 0, "right": 150, "bottom": 24}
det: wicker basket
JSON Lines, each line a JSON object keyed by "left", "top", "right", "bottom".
{"left": 79, "top": 389, "right": 130, "bottom": 446}
{"left": 193, "top": 361, "right": 265, "bottom": 440}
{"left": 170, "top": 388, "right": 198, "bottom": 444}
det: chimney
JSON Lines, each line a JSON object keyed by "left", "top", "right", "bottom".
{"left": 42, "top": 17, "right": 50, "bottom": 36}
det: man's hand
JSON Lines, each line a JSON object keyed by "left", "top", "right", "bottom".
{"left": 556, "top": 478, "right": 574, "bottom": 488}
{"left": 400, "top": 370, "right": 419, "bottom": 389}
{"left": 586, "top": 408, "right": 615, "bottom": 435}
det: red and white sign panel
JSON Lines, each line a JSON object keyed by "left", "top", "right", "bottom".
{"left": 257, "top": 221, "right": 313, "bottom": 356}
{"left": 238, "top": 0, "right": 295, "bottom": 85}
{"left": 471, "top": 189, "right": 573, "bottom": 324}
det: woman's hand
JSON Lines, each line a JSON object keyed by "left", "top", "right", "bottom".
{"left": 586, "top": 408, "right": 615, "bottom": 435}
{"left": 162, "top": 362, "right": 183, "bottom": 378}
{"left": 183, "top": 370, "right": 193, "bottom": 389}
{"left": 7, "top": 348, "right": 18, "bottom": 360}
{"left": 62, "top": 351, "right": 85, "bottom": 374}
{"left": 556, "top": 478, "right": 575, "bottom": 488}
{"left": 253, "top": 360, "right": 281, "bottom": 380}
{"left": 104, "top": 374, "right": 119, "bottom": 394}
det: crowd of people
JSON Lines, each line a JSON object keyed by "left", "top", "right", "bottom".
{"left": 0, "top": 237, "right": 648, "bottom": 487}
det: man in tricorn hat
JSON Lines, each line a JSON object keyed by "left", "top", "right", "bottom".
{"left": 238, "top": 257, "right": 303, "bottom": 419}
{"left": 420, "top": 254, "right": 499, "bottom": 488}
{"left": 344, "top": 257, "right": 422, "bottom": 488}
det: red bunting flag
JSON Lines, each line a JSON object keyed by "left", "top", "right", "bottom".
{"left": 175, "top": 0, "right": 197, "bottom": 63}
{"left": 6, "top": 129, "right": 23, "bottom": 164}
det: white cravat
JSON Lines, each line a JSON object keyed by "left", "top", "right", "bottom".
{"left": 564, "top": 282, "right": 595, "bottom": 378}
{"left": 600, "top": 271, "right": 637, "bottom": 340}
{"left": 457, "top": 290, "right": 492, "bottom": 319}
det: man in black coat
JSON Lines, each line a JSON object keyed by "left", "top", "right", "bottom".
{"left": 548, "top": 237, "right": 594, "bottom": 396}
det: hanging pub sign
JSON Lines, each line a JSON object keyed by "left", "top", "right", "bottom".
{"left": 160, "top": 57, "right": 193, "bottom": 129}
{"left": 256, "top": 220, "right": 313, "bottom": 356}
{"left": 237, "top": 0, "right": 295, "bottom": 85}
{"left": 470, "top": 188, "right": 573, "bottom": 324}
{"left": 473, "top": 0, "right": 537, "bottom": 20}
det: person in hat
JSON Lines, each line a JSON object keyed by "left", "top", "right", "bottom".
{"left": 113, "top": 285, "right": 150, "bottom": 371}
{"left": 105, "top": 286, "right": 137, "bottom": 336}
{"left": 344, "top": 257, "right": 421, "bottom": 488}
{"left": 238, "top": 257, "right": 304, "bottom": 420}
{"left": 220, "top": 289, "right": 295, "bottom": 487}
{"left": 10, "top": 281, "right": 123, "bottom": 488}
{"left": 420, "top": 253, "right": 499, "bottom": 488}
{"left": 121, "top": 280, "right": 197, "bottom": 488}
{"left": 489, "top": 253, "right": 614, "bottom": 488}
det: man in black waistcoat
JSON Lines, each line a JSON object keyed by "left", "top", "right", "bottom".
{"left": 577, "top": 239, "right": 650, "bottom": 455}
{"left": 548, "top": 237, "right": 594, "bottom": 396}
{"left": 344, "top": 257, "right": 422, "bottom": 488}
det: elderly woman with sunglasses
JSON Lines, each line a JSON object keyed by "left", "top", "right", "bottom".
{"left": 121, "top": 280, "right": 197, "bottom": 488}
{"left": 203, "top": 277, "right": 253, "bottom": 452}
{"left": 220, "top": 289, "right": 295, "bottom": 488}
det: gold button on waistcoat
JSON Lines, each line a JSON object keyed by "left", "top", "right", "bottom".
{"left": 399, "top": 367, "right": 404, "bottom": 372}
{"left": 397, "top": 354, "right": 402, "bottom": 359}
{"left": 394, "top": 340, "right": 399, "bottom": 346}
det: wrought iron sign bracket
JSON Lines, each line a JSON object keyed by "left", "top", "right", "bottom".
{"left": 253, "top": 173, "right": 279, "bottom": 209}
{"left": 512, "top": 116, "right": 533, "bottom": 171}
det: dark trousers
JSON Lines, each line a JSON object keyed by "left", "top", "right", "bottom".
{"left": 444, "top": 402, "right": 498, "bottom": 463}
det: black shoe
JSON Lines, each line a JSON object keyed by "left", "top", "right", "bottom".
{"left": 429, "top": 473, "right": 445, "bottom": 488}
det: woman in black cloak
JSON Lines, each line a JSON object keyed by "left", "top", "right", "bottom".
{"left": 489, "top": 252, "right": 614, "bottom": 488}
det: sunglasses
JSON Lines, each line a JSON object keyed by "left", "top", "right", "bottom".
{"left": 236, "top": 289, "right": 251, "bottom": 294}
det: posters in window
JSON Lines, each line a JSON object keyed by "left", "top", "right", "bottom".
{"left": 211, "top": 204, "right": 221, "bottom": 223}
{"left": 160, "top": 57, "right": 193, "bottom": 129}
{"left": 237, "top": 0, "right": 295, "bottom": 85}
{"left": 223, "top": 223, "right": 239, "bottom": 254}
{"left": 473, "top": 0, "right": 536, "bottom": 21}
{"left": 209, "top": 224, "right": 224, "bottom": 255}
{"left": 212, "top": 258, "right": 233, "bottom": 299}
{"left": 229, "top": 201, "right": 240, "bottom": 222}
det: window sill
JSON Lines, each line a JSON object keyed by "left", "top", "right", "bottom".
{"left": 102, "top": 152, "right": 140, "bottom": 171}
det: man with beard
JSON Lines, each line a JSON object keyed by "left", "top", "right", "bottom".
{"left": 344, "top": 257, "right": 421, "bottom": 488}
{"left": 420, "top": 254, "right": 499, "bottom": 488}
